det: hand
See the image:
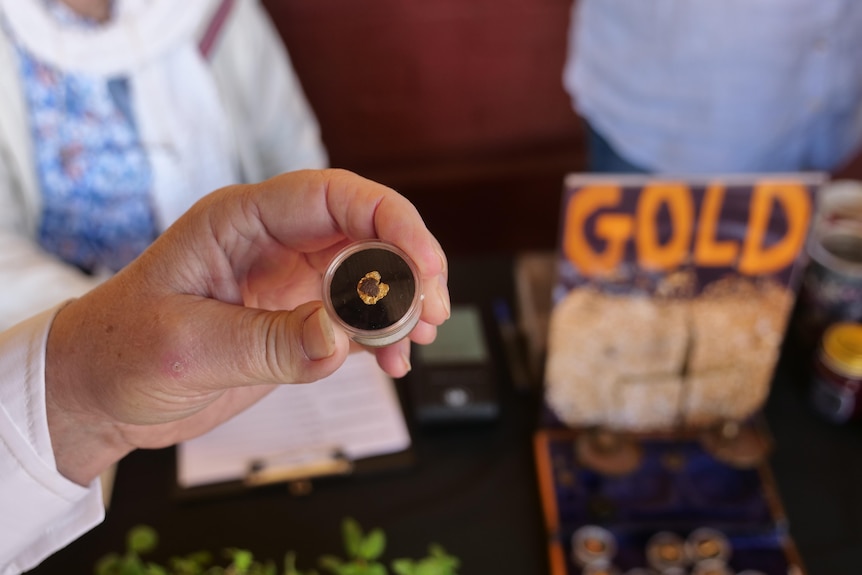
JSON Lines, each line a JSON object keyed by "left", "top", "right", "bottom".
{"left": 44, "top": 169, "right": 450, "bottom": 485}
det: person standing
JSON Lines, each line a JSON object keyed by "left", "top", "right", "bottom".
{"left": 564, "top": 0, "right": 862, "bottom": 174}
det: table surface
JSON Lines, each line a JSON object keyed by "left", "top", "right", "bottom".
{"left": 25, "top": 254, "right": 862, "bottom": 575}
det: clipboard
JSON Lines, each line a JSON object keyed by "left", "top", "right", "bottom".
{"left": 173, "top": 353, "right": 415, "bottom": 500}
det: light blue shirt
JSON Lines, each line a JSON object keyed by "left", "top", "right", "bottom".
{"left": 15, "top": 0, "right": 156, "bottom": 274}
{"left": 565, "top": 0, "right": 862, "bottom": 173}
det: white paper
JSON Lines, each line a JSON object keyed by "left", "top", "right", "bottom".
{"left": 176, "top": 353, "right": 411, "bottom": 488}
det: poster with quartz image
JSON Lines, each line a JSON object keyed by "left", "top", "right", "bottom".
{"left": 544, "top": 173, "right": 824, "bottom": 431}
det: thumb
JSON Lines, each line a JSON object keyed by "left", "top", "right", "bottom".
{"left": 253, "top": 301, "right": 352, "bottom": 385}
{"left": 177, "top": 299, "right": 352, "bottom": 389}
{"left": 47, "top": 287, "right": 353, "bottom": 435}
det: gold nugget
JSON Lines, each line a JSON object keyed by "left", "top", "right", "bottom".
{"left": 357, "top": 271, "right": 390, "bottom": 305}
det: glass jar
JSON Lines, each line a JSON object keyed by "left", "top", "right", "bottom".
{"left": 809, "top": 322, "right": 862, "bottom": 423}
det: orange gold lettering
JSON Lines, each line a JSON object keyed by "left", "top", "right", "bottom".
{"left": 636, "top": 182, "right": 693, "bottom": 271}
{"left": 693, "top": 182, "right": 739, "bottom": 267}
{"left": 562, "top": 184, "right": 633, "bottom": 276}
{"left": 739, "top": 181, "right": 812, "bottom": 275}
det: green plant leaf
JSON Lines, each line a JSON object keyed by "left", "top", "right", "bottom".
{"left": 170, "top": 555, "right": 207, "bottom": 575}
{"left": 341, "top": 518, "right": 363, "bottom": 559}
{"left": 187, "top": 551, "right": 214, "bottom": 566}
{"left": 343, "top": 564, "right": 372, "bottom": 575}
{"left": 118, "top": 554, "right": 147, "bottom": 575}
{"left": 98, "top": 519, "right": 459, "bottom": 575}
{"left": 95, "top": 552, "right": 122, "bottom": 575}
{"left": 283, "top": 551, "right": 299, "bottom": 575}
{"left": 389, "top": 546, "right": 460, "bottom": 575}
{"left": 389, "top": 559, "right": 414, "bottom": 575}
{"left": 127, "top": 525, "right": 159, "bottom": 555}
{"left": 318, "top": 554, "right": 344, "bottom": 573}
{"left": 225, "top": 548, "right": 255, "bottom": 573}
{"left": 358, "top": 529, "right": 386, "bottom": 561}
{"left": 282, "top": 552, "right": 318, "bottom": 575}
{"left": 144, "top": 563, "right": 169, "bottom": 575}
{"left": 425, "top": 546, "right": 459, "bottom": 573}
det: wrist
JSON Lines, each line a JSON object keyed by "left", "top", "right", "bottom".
{"left": 45, "top": 299, "right": 135, "bottom": 486}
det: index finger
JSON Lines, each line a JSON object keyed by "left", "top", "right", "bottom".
{"left": 257, "top": 169, "right": 450, "bottom": 326}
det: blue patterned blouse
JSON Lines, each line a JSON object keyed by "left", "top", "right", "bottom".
{"left": 15, "top": 1, "right": 158, "bottom": 273}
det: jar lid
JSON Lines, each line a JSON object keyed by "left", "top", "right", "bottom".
{"left": 821, "top": 322, "right": 862, "bottom": 378}
{"left": 323, "top": 240, "right": 423, "bottom": 347}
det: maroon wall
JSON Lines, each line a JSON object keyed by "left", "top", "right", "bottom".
{"left": 262, "top": 0, "right": 586, "bottom": 254}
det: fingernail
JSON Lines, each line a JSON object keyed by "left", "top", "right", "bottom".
{"left": 437, "top": 247, "right": 448, "bottom": 275}
{"left": 302, "top": 307, "right": 336, "bottom": 360}
{"left": 437, "top": 274, "right": 451, "bottom": 319}
{"left": 401, "top": 350, "right": 412, "bottom": 373}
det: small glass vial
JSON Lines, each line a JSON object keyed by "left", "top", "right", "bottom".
{"left": 645, "top": 531, "right": 688, "bottom": 572}
{"left": 571, "top": 525, "right": 617, "bottom": 567}
{"left": 809, "top": 322, "right": 862, "bottom": 423}
{"left": 685, "top": 527, "right": 731, "bottom": 564}
{"left": 323, "top": 240, "right": 423, "bottom": 347}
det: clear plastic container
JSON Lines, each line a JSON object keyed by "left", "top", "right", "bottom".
{"left": 323, "top": 240, "right": 423, "bottom": 347}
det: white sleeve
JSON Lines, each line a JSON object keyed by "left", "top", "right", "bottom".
{"left": 0, "top": 305, "right": 105, "bottom": 575}
{"left": 209, "top": 0, "right": 329, "bottom": 182}
{"left": 0, "top": 232, "right": 103, "bottom": 332}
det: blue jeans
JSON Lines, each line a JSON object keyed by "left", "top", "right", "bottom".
{"left": 586, "top": 123, "right": 651, "bottom": 174}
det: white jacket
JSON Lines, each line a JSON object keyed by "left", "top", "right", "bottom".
{"left": 0, "top": 0, "right": 327, "bottom": 330}
{"left": 0, "top": 306, "right": 99, "bottom": 575}
{"left": 0, "top": 1, "right": 327, "bottom": 572}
